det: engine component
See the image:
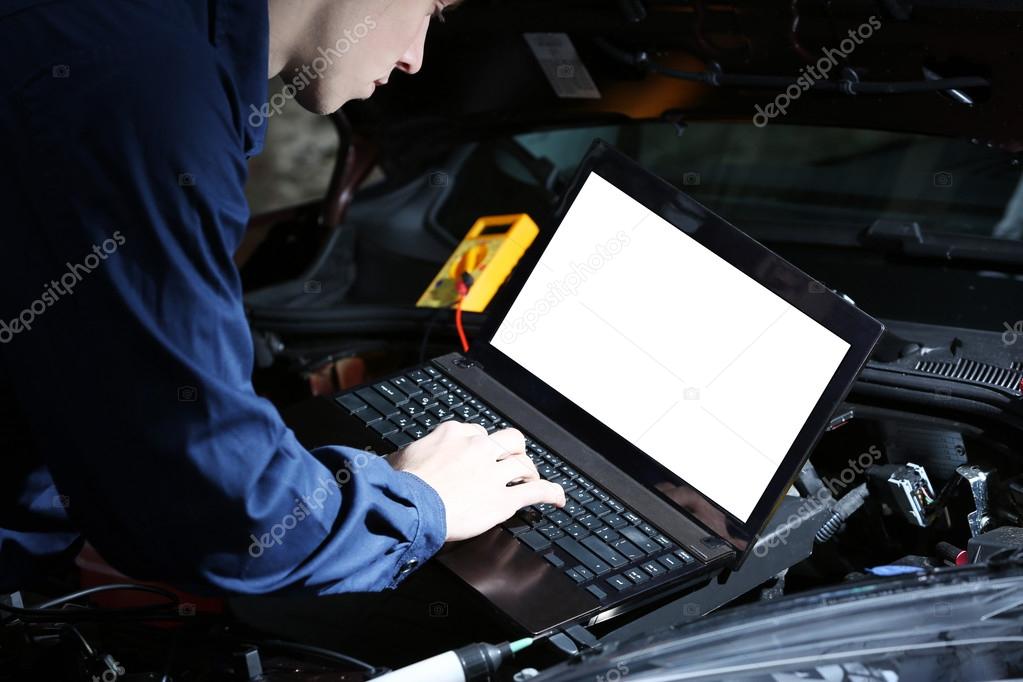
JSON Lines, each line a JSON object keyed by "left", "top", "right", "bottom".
{"left": 957, "top": 464, "right": 994, "bottom": 537}
{"left": 967, "top": 526, "right": 1023, "bottom": 563}
{"left": 867, "top": 463, "right": 937, "bottom": 527}
{"left": 815, "top": 483, "right": 869, "bottom": 543}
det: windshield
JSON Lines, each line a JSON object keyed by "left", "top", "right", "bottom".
{"left": 507, "top": 122, "right": 1023, "bottom": 242}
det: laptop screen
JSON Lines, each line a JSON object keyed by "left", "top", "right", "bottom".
{"left": 491, "top": 172, "right": 851, "bottom": 522}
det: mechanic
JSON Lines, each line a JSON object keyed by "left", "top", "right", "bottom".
{"left": 0, "top": 0, "right": 565, "bottom": 595}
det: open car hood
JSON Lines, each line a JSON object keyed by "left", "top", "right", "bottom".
{"left": 343, "top": 0, "right": 1021, "bottom": 152}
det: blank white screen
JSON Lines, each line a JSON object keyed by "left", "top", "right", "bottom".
{"left": 492, "top": 173, "right": 850, "bottom": 521}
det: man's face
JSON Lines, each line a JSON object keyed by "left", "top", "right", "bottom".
{"left": 271, "top": 0, "right": 455, "bottom": 115}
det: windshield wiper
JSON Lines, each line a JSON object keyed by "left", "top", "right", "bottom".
{"left": 862, "top": 219, "right": 1023, "bottom": 266}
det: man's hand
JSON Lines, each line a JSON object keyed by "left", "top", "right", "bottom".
{"left": 388, "top": 421, "right": 566, "bottom": 542}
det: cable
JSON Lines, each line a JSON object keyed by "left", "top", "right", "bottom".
{"left": 35, "top": 583, "right": 180, "bottom": 610}
{"left": 1, "top": 584, "right": 180, "bottom": 626}
{"left": 455, "top": 273, "right": 473, "bottom": 353}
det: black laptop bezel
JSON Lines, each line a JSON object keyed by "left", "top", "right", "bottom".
{"left": 471, "top": 140, "right": 885, "bottom": 555}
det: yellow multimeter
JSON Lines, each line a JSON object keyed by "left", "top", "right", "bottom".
{"left": 417, "top": 214, "right": 540, "bottom": 313}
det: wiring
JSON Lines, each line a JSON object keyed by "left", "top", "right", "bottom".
{"left": 252, "top": 638, "right": 382, "bottom": 676}
{"left": 455, "top": 273, "right": 473, "bottom": 353}
{"left": 1, "top": 583, "right": 181, "bottom": 625}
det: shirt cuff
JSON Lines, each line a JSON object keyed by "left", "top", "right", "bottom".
{"left": 387, "top": 470, "right": 447, "bottom": 588}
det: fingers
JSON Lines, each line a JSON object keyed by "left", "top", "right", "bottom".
{"left": 495, "top": 453, "right": 540, "bottom": 484}
{"left": 487, "top": 428, "right": 526, "bottom": 460}
{"left": 507, "top": 479, "right": 567, "bottom": 509}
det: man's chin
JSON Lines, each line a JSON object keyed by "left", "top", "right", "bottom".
{"left": 293, "top": 86, "right": 350, "bottom": 116}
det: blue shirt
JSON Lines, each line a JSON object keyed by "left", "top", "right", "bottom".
{"left": 0, "top": 0, "right": 447, "bottom": 595}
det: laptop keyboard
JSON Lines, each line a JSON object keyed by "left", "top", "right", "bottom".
{"left": 333, "top": 363, "right": 700, "bottom": 601}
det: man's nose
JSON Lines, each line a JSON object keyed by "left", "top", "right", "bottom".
{"left": 396, "top": 15, "right": 430, "bottom": 75}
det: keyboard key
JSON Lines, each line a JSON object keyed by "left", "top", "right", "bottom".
{"left": 621, "top": 527, "right": 661, "bottom": 555}
{"left": 564, "top": 523, "right": 588, "bottom": 539}
{"left": 574, "top": 476, "right": 594, "bottom": 490}
{"left": 440, "top": 394, "right": 461, "bottom": 407}
{"left": 404, "top": 425, "right": 428, "bottom": 439}
{"left": 428, "top": 404, "right": 454, "bottom": 420}
{"left": 374, "top": 381, "right": 408, "bottom": 405}
{"left": 355, "top": 407, "right": 384, "bottom": 425}
{"left": 574, "top": 565, "right": 595, "bottom": 581}
{"left": 356, "top": 388, "right": 400, "bottom": 418}
{"left": 555, "top": 537, "right": 611, "bottom": 575}
{"left": 639, "top": 523, "right": 658, "bottom": 536}
{"left": 423, "top": 366, "right": 441, "bottom": 378}
{"left": 611, "top": 538, "right": 644, "bottom": 561}
{"left": 606, "top": 575, "right": 631, "bottom": 592}
{"left": 658, "top": 554, "right": 685, "bottom": 571}
{"left": 538, "top": 524, "right": 565, "bottom": 541}
{"left": 543, "top": 552, "right": 564, "bottom": 568}
{"left": 546, "top": 510, "right": 573, "bottom": 527}
{"left": 641, "top": 561, "right": 666, "bottom": 577}
{"left": 565, "top": 568, "right": 586, "bottom": 584}
{"left": 584, "top": 501, "right": 611, "bottom": 517}
{"left": 454, "top": 405, "right": 478, "bottom": 420}
{"left": 538, "top": 463, "right": 559, "bottom": 478}
{"left": 407, "top": 369, "right": 431, "bottom": 384}
{"left": 370, "top": 421, "right": 398, "bottom": 436}
{"left": 586, "top": 585, "right": 607, "bottom": 600}
{"left": 415, "top": 414, "right": 438, "bottom": 429}
{"left": 590, "top": 488, "right": 610, "bottom": 502}
{"left": 386, "top": 431, "right": 414, "bottom": 448}
{"left": 563, "top": 501, "right": 586, "bottom": 518}
{"left": 653, "top": 534, "right": 675, "bottom": 548}
{"left": 503, "top": 518, "right": 531, "bottom": 535}
{"left": 604, "top": 514, "right": 628, "bottom": 529}
{"left": 569, "top": 489, "right": 594, "bottom": 505}
{"left": 335, "top": 394, "right": 367, "bottom": 413}
{"left": 390, "top": 376, "right": 421, "bottom": 397}
{"left": 674, "top": 549, "right": 695, "bottom": 563}
{"left": 519, "top": 530, "right": 550, "bottom": 552}
{"left": 606, "top": 498, "right": 625, "bottom": 513}
{"left": 624, "top": 568, "right": 649, "bottom": 584}
{"left": 581, "top": 536, "right": 627, "bottom": 568}
{"left": 392, "top": 415, "right": 414, "bottom": 429}
{"left": 559, "top": 465, "right": 579, "bottom": 479}
{"left": 593, "top": 527, "right": 620, "bottom": 543}
{"left": 422, "top": 381, "right": 448, "bottom": 397}
{"left": 577, "top": 514, "right": 603, "bottom": 531}
{"left": 402, "top": 403, "right": 430, "bottom": 417}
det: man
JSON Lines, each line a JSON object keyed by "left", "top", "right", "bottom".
{"left": 0, "top": 0, "right": 565, "bottom": 595}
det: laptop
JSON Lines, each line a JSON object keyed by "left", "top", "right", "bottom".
{"left": 304, "top": 141, "right": 884, "bottom": 635}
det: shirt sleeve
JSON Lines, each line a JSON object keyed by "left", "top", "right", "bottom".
{"left": 0, "top": 22, "right": 446, "bottom": 595}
